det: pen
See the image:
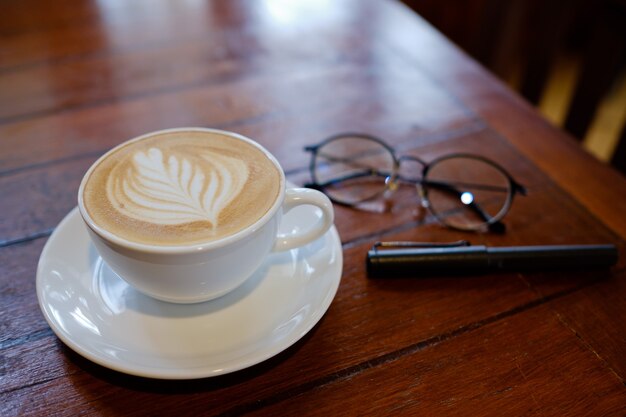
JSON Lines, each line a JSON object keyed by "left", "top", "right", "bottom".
{"left": 366, "top": 244, "right": 618, "bottom": 277}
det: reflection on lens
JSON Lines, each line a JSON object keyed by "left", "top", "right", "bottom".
{"left": 424, "top": 155, "right": 512, "bottom": 230}
{"left": 460, "top": 192, "right": 474, "bottom": 205}
{"left": 313, "top": 135, "right": 396, "bottom": 204}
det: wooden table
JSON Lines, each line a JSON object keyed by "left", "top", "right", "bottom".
{"left": 2, "top": 0, "right": 626, "bottom": 415}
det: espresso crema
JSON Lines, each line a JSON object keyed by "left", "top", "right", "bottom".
{"left": 82, "top": 130, "right": 282, "bottom": 246}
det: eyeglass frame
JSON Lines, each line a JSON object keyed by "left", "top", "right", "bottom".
{"left": 303, "top": 132, "right": 527, "bottom": 233}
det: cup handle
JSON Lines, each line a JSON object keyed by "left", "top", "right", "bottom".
{"left": 272, "top": 188, "right": 335, "bottom": 252}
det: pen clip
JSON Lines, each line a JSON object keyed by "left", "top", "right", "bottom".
{"left": 372, "top": 240, "right": 471, "bottom": 252}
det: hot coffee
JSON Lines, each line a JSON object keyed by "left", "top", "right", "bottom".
{"left": 82, "top": 130, "right": 281, "bottom": 246}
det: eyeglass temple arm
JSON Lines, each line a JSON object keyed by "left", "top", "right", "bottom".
{"left": 304, "top": 171, "right": 504, "bottom": 220}
{"left": 304, "top": 169, "right": 393, "bottom": 190}
{"left": 513, "top": 181, "right": 528, "bottom": 196}
{"left": 421, "top": 179, "right": 507, "bottom": 233}
{"left": 305, "top": 171, "right": 506, "bottom": 232}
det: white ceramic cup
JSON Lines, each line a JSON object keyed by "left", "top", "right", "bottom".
{"left": 77, "top": 128, "right": 334, "bottom": 304}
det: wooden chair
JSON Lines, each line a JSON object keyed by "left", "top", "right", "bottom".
{"left": 515, "top": 0, "right": 625, "bottom": 172}
{"left": 404, "top": 0, "right": 626, "bottom": 174}
{"left": 562, "top": 0, "right": 626, "bottom": 175}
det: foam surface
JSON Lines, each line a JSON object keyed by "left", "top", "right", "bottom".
{"left": 82, "top": 131, "right": 281, "bottom": 245}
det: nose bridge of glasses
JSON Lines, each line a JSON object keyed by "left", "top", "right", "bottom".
{"left": 396, "top": 154, "right": 427, "bottom": 184}
{"left": 387, "top": 157, "right": 429, "bottom": 208}
{"left": 398, "top": 154, "right": 427, "bottom": 166}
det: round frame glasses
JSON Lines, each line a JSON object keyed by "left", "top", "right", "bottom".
{"left": 304, "top": 133, "right": 527, "bottom": 233}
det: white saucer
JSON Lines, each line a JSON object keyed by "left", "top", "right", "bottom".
{"left": 36, "top": 203, "right": 342, "bottom": 380}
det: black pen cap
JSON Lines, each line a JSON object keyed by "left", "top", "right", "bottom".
{"left": 366, "top": 246, "right": 489, "bottom": 278}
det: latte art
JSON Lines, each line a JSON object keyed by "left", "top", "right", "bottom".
{"left": 82, "top": 130, "right": 281, "bottom": 246}
{"left": 108, "top": 147, "right": 249, "bottom": 227}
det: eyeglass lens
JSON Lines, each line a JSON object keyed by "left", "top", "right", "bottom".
{"left": 424, "top": 156, "right": 512, "bottom": 230}
{"left": 313, "top": 136, "right": 396, "bottom": 204}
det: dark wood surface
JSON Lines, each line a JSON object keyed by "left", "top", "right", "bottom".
{"left": 1, "top": 1, "right": 625, "bottom": 415}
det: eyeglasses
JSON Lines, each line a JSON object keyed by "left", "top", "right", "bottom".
{"left": 304, "top": 133, "right": 527, "bottom": 233}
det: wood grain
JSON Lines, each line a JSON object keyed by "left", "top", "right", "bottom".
{"left": 549, "top": 275, "right": 626, "bottom": 381}
{"left": 0, "top": 60, "right": 476, "bottom": 175}
{"left": 243, "top": 304, "right": 626, "bottom": 416}
{"left": 2, "top": 0, "right": 625, "bottom": 416}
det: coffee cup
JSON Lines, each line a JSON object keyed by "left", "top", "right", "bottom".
{"left": 77, "top": 127, "right": 334, "bottom": 303}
